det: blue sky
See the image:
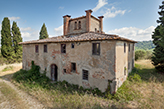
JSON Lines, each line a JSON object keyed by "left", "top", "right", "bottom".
{"left": 0, "top": 0, "right": 163, "bottom": 41}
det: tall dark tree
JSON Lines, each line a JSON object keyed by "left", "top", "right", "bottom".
{"left": 12, "top": 21, "right": 22, "bottom": 62}
{"left": 39, "top": 23, "right": 49, "bottom": 39}
{"left": 152, "top": 1, "right": 164, "bottom": 71}
{"left": 1, "top": 17, "right": 14, "bottom": 62}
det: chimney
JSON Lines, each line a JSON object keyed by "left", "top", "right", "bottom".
{"left": 98, "top": 16, "right": 104, "bottom": 33}
{"left": 63, "top": 15, "right": 71, "bottom": 35}
{"left": 85, "top": 9, "right": 92, "bottom": 32}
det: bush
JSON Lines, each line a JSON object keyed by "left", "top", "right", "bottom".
{"left": 135, "top": 49, "right": 146, "bottom": 60}
{"left": 13, "top": 61, "right": 50, "bottom": 85}
{"left": 135, "top": 49, "right": 153, "bottom": 60}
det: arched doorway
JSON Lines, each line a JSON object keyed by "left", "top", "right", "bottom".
{"left": 51, "top": 64, "right": 58, "bottom": 81}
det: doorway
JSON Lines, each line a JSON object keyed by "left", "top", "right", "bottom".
{"left": 51, "top": 64, "right": 58, "bottom": 81}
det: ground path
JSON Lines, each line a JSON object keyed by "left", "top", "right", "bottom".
{"left": 0, "top": 63, "right": 45, "bottom": 109}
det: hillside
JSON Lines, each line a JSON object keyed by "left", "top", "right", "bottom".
{"left": 135, "top": 40, "right": 155, "bottom": 50}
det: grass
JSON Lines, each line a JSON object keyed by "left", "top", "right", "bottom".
{"left": 11, "top": 60, "right": 164, "bottom": 109}
{"left": 2, "top": 66, "right": 14, "bottom": 72}
{"left": 0, "top": 82, "right": 28, "bottom": 109}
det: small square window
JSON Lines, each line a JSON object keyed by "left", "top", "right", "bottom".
{"left": 35, "top": 45, "right": 39, "bottom": 53}
{"left": 82, "top": 69, "right": 88, "bottom": 80}
{"left": 124, "top": 43, "right": 126, "bottom": 53}
{"left": 92, "top": 43, "right": 100, "bottom": 55}
{"left": 71, "top": 63, "right": 76, "bottom": 72}
{"left": 44, "top": 44, "right": 47, "bottom": 53}
{"left": 71, "top": 43, "right": 74, "bottom": 48}
{"left": 61, "top": 44, "right": 66, "bottom": 53}
{"left": 63, "top": 69, "right": 66, "bottom": 73}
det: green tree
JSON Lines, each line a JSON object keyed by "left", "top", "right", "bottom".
{"left": 1, "top": 17, "right": 15, "bottom": 63}
{"left": 135, "top": 49, "right": 146, "bottom": 60}
{"left": 39, "top": 23, "right": 49, "bottom": 39}
{"left": 12, "top": 21, "right": 22, "bottom": 62}
{"left": 152, "top": 1, "right": 164, "bottom": 71}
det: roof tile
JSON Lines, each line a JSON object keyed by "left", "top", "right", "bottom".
{"left": 19, "top": 32, "right": 137, "bottom": 44}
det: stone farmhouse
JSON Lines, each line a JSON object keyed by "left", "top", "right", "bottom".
{"left": 20, "top": 10, "right": 136, "bottom": 94}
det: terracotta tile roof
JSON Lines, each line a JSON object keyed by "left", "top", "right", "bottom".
{"left": 19, "top": 32, "right": 137, "bottom": 45}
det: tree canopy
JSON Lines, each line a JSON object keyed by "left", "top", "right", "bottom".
{"left": 1, "top": 17, "right": 15, "bottom": 62}
{"left": 12, "top": 21, "right": 22, "bottom": 62}
{"left": 39, "top": 23, "right": 49, "bottom": 39}
{"left": 152, "top": 1, "right": 164, "bottom": 71}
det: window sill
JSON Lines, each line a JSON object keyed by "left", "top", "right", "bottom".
{"left": 74, "top": 29, "right": 81, "bottom": 30}
{"left": 71, "top": 71, "right": 76, "bottom": 73}
{"left": 92, "top": 54, "right": 100, "bottom": 56}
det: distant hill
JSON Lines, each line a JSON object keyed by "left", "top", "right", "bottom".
{"left": 135, "top": 40, "right": 155, "bottom": 50}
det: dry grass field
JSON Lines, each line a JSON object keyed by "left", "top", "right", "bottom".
{"left": 0, "top": 60, "right": 164, "bottom": 109}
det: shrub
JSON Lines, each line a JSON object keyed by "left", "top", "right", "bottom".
{"left": 135, "top": 49, "right": 146, "bottom": 60}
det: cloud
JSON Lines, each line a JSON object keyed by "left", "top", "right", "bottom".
{"left": 20, "top": 27, "right": 32, "bottom": 31}
{"left": 54, "top": 25, "right": 63, "bottom": 36}
{"left": 9, "top": 17, "right": 20, "bottom": 21}
{"left": 93, "top": 0, "right": 108, "bottom": 12}
{"left": 107, "top": 26, "right": 155, "bottom": 41}
{"left": 59, "top": 6, "right": 64, "bottom": 9}
{"left": 103, "top": 6, "right": 126, "bottom": 18}
{"left": 20, "top": 27, "right": 39, "bottom": 41}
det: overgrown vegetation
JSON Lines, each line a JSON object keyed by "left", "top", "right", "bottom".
{"left": 135, "top": 49, "right": 153, "bottom": 60}
{"left": 12, "top": 61, "right": 164, "bottom": 108}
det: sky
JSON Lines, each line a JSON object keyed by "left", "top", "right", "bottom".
{"left": 0, "top": 0, "right": 163, "bottom": 42}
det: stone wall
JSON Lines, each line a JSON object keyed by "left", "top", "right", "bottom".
{"left": 68, "top": 18, "right": 87, "bottom": 34}
{"left": 115, "top": 41, "right": 135, "bottom": 93}
{"left": 90, "top": 17, "right": 100, "bottom": 32}
{"left": 67, "top": 17, "right": 100, "bottom": 34}
{"left": 22, "top": 40, "right": 116, "bottom": 93}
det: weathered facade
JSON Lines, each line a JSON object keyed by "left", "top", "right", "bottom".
{"left": 20, "top": 10, "right": 136, "bottom": 94}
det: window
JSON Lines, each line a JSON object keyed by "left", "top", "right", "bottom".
{"left": 82, "top": 69, "right": 88, "bottom": 80}
{"left": 79, "top": 21, "right": 81, "bottom": 29}
{"left": 61, "top": 44, "right": 66, "bottom": 53}
{"left": 128, "top": 44, "right": 130, "bottom": 52}
{"left": 35, "top": 45, "right": 39, "bottom": 53}
{"left": 63, "top": 69, "right": 66, "bottom": 73}
{"left": 124, "top": 43, "right": 126, "bottom": 53}
{"left": 44, "top": 44, "right": 47, "bottom": 52}
{"left": 132, "top": 44, "right": 134, "bottom": 51}
{"left": 71, "top": 63, "right": 76, "bottom": 72}
{"left": 75, "top": 22, "right": 77, "bottom": 30}
{"left": 71, "top": 43, "right": 74, "bottom": 48}
{"left": 95, "top": 28, "right": 97, "bottom": 32}
{"left": 92, "top": 43, "right": 100, "bottom": 55}
{"left": 124, "top": 67, "right": 126, "bottom": 75}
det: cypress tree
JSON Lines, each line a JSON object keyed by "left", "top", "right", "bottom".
{"left": 12, "top": 21, "right": 22, "bottom": 62}
{"left": 152, "top": 1, "right": 164, "bottom": 71}
{"left": 39, "top": 23, "right": 49, "bottom": 39}
{"left": 1, "top": 17, "right": 14, "bottom": 62}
